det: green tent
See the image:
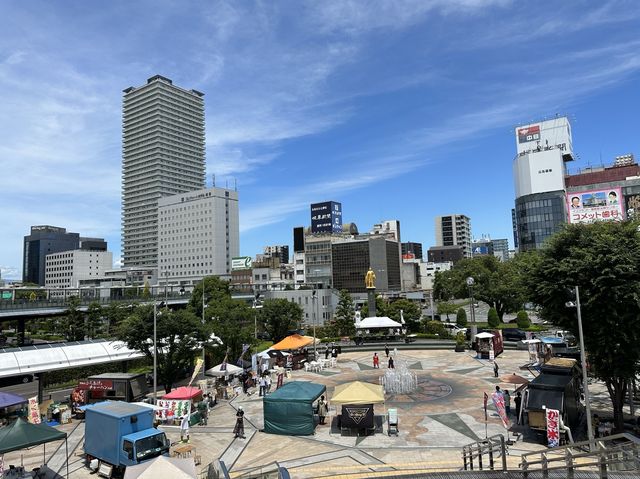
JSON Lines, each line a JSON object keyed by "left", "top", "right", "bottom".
{"left": 263, "top": 381, "right": 326, "bottom": 435}
{"left": 0, "top": 418, "right": 68, "bottom": 476}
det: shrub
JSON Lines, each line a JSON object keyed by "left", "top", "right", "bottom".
{"left": 516, "top": 310, "right": 531, "bottom": 329}
{"left": 425, "top": 320, "right": 447, "bottom": 337}
{"left": 456, "top": 308, "right": 467, "bottom": 327}
{"left": 487, "top": 308, "right": 500, "bottom": 328}
{"left": 456, "top": 331, "right": 466, "bottom": 346}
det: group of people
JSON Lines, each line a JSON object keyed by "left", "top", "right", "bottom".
{"left": 324, "top": 344, "right": 340, "bottom": 360}
{"left": 240, "top": 371, "right": 273, "bottom": 396}
{"left": 372, "top": 344, "right": 395, "bottom": 369}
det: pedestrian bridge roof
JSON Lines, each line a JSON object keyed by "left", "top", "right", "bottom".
{"left": 0, "top": 339, "right": 144, "bottom": 378}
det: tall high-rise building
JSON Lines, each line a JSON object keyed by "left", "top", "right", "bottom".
{"left": 23, "top": 226, "right": 80, "bottom": 285}
{"left": 434, "top": 215, "right": 472, "bottom": 257}
{"left": 122, "top": 75, "right": 205, "bottom": 268}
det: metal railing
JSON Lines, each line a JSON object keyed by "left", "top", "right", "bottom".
{"left": 520, "top": 433, "right": 640, "bottom": 478}
{"left": 462, "top": 434, "right": 508, "bottom": 471}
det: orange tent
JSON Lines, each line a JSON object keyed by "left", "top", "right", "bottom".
{"left": 271, "top": 334, "right": 314, "bottom": 351}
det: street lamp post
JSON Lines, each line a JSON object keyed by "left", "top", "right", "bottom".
{"left": 201, "top": 281, "right": 207, "bottom": 380}
{"left": 466, "top": 277, "right": 476, "bottom": 339}
{"left": 312, "top": 290, "right": 318, "bottom": 359}
{"left": 575, "top": 286, "right": 594, "bottom": 447}
{"left": 153, "top": 301, "right": 158, "bottom": 404}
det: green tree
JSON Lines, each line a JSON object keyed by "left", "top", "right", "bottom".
{"left": 204, "top": 297, "right": 254, "bottom": 366}
{"left": 261, "top": 299, "right": 303, "bottom": 342}
{"left": 456, "top": 308, "right": 467, "bottom": 327}
{"left": 142, "top": 281, "right": 151, "bottom": 298}
{"left": 437, "top": 301, "right": 457, "bottom": 321}
{"left": 487, "top": 307, "right": 499, "bottom": 328}
{"left": 527, "top": 221, "right": 640, "bottom": 432}
{"left": 189, "top": 276, "right": 232, "bottom": 317}
{"left": 516, "top": 310, "right": 531, "bottom": 329}
{"left": 387, "top": 299, "right": 421, "bottom": 333}
{"left": 62, "top": 296, "right": 85, "bottom": 341}
{"left": 117, "top": 305, "right": 205, "bottom": 392}
{"left": 103, "top": 302, "right": 129, "bottom": 337}
{"left": 333, "top": 290, "right": 356, "bottom": 337}
{"left": 86, "top": 301, "right": 103, "bottom": 339}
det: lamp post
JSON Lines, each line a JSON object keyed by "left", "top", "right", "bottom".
{"left": 201, "top": 281, "right": 207, "bottom": 380}
{"left": 153, "top": 301, "right": 158, "bottom": 404}
{"left": 466, "top": 277, "right": 476, "bottom": 338}
{"left": 575, "top": 286, "right": 595, "bottom": 447}
{"left": 312, "top": 290, "right": 318, "bottom": 359}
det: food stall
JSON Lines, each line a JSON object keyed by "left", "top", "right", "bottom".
{"left": 0, "top": 392, "right": 28, "bottom": 425}
{"left": 271, "top": 334, "right": 315, "bottom": 370}
{"left": 475, "top": 331, "right": 504, "bottom": 359}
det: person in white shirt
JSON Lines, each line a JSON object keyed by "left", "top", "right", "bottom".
{"left": 180, "top": 414, "right": 190, "bottom": 442}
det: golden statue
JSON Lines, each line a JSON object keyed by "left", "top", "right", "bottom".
{"left": 365, "top": 268, "right": 376, "bottom": 289}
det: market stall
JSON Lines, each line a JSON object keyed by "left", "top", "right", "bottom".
{"left": 162, "top": 387, "right": 202, "bottom": 401}
{"left": 0, "top": 417, "right": 69, "bottom": 478}
{"left": 123, "top": 455, "right": 196, "bottom": 479}
{"left": 0, "top": 392, "right": 27, "bottom": 424}
{"left": 263, "top": 381, "right": 326, "bottom": 435}
{"left": 330, "top": 381, "right": 385, "bottom": 436}
{"left": 475, "top": 331, "right": 504, "bottom": 359}
{"left": 205, "top": 363, "right": 243, "bottom": 377}
{"left": 270, "top": 334, "right": 315, "bottom": 369}
{"left": 355, "top": 316, "right": 405, "bottom": 343}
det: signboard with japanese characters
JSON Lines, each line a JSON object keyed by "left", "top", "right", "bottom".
{"left": 77, "top": 379, "right": 113, "bottom": 391}
{"left": 310, "top": 201, "right": 342, "bottom": 233}
{"left": 155, "top": 399, "right": 191, "bottom": 422}
{"left": 231, "top": 256, "right": 252, "bottom": 270}
{"left": 567, "top": 187, "right": 624, "bottom": 224}
{"left": 517, "top": 125, "right": 540, "bottom": 144}
{"left": 546, "top": 408, "right": 560, "bottom": 447}
{"left": 28, "top": 396, "right": 41, "bottom": 424}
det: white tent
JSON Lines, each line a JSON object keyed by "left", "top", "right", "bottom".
{"left": 475, "top": 332, "right": 495, "bottom": 339}
{"left": 257, "top": 348, "right": 290, "bottom": 359}
{"left": 205, "top": 363, "right": 243, "bottom": 377}
{"left": 124, "top": 456, "right": 196, "bottom": 479}
{"left": 355, "top": 316, "right": 403, "bottom": 329}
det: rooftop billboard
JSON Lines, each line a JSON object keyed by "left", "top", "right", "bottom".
{"left": 567, "top": 187, "right": 624, "bottom": 224}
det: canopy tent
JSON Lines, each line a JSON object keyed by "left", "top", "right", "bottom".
{"left": 302, "top": 336, "right": 321, "bottom": 345}
{"left": 263, "top": 381, "right": 326, "bottom": 435}
{"left": 355, "top": 316, "right": 402, "bottom": 330}
{"left": 331, "top": 381, "right": 385, "bottom": 406}
{"left": 271, "top": 334, "right": 314, "bottom": 351}
{"left": 124, "top": 455, "right": 196, "bottom": 479}
{"left": 0, "top": 418, "right": 69, "bottom": 477}
{"left": 257, "top": 348, "right": 290, "bottom": 359}
{"left": 0, "top": 392, "right": 27, "bottom": 409}
{"left": 162, "top": 386, "right": 202, "bottom": 401}
{"left": 205, "top": 363, "right": 243, "bottom": 377}
{"left": 475, "top": 332, "right": 495, "bottom": 339}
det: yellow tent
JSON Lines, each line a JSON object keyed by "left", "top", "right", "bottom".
{"left": 331, "top": 381, "right": 385, "bottom": 405}
{"left": 271, "top": 334, "right": 314, "bottom": 351}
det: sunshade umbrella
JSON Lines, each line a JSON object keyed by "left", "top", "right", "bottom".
{"left": 500, "top": 373, "right": 530, "bottom": 385}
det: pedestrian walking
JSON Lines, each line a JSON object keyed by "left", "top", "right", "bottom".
{"left": 504, "top": 390, "right": 511, "bottom": 416}
{"left": 325, "top": 347, "right": 330, "bottom": 360}
{"left": 373, "top": 352, "right": 379, "bottom": 369}
{"left": 317, "top": 395, "right": 328, "bottom": 425}
{"left": 265, "top": 374, "right": 272, "bottom": 394}
{"left": 385, "top": 343, "right": 390, "bottom": 358}
{"left": 259, "top": 375, "right": 267, "bottom": 397}
{"left": 388, "top": 356, "right": 395, "bottom": 369}
{"left": 233, "top": 407, "right": 245, "bottom": 439}
{"left": 514, "top": 391, "right": 522, "bottom": 424}
{"left": 493, "top": 362, "right": 499, "bottom": 378}
{"left": 180, "top": 414, "right": 190, "bottom": 442}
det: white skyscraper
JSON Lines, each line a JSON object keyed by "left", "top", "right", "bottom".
{"left": 122, "top": 75, "right": 205, "bottom": 268}
{"left": 157, "top": 187, "right": 239, "bottom": 285}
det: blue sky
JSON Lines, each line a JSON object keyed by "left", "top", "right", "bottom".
{"left": 1, "top": 0, "right": 640, "bottom": 279}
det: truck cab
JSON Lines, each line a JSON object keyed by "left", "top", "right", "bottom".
{"left": 119, "top": 429, "right": 170, "bottom": 467}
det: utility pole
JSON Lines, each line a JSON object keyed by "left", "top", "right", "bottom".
{"left": 575, "top": 286, "right": 594, "bottom": 448}
{"left": 153, "top": 301, "right": 158, "bottom": 404}
{"left": 202, "top": 280, "right": 207, "bottom": 380}
{"left": 312, "top": 290, "right": 318, "bottom": 360}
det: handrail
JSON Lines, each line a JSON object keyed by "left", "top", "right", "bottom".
{"left": 462, "top": 434, "right": 507, "bottom": 471}
{"left": 520, "top": 433, "right": 640, "bottom": 478}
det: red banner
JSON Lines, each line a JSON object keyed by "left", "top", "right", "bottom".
{"left": 491, "top": 391, "right": 510, "bottom": 429}
{"left": 546, "top": 408, "right": 560, "bottom": 447}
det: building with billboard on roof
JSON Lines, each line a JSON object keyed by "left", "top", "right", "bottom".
{"left": 513, "top": 116, "right": 575, "bottom": 251}
{"left": 402, "top": 242, "right": 423, "bottom": 260}
{"left": 310, "top": 201, "right": 342, "bottom": 234}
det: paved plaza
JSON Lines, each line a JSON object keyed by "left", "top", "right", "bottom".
{"left": 4, "top": 349, "right": 562, "bottom": 478}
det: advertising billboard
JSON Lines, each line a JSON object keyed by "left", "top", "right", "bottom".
{"left": 517, "top": 125, "right": 540, "bottom": 144}
{"left": 515, "top": 117, "right": 573, "bottom": 157}
{"left": 232, "top": 256, "right": 252, "bottom": 270}
{"left": 567, "top": 187, "right": 624, "bottom": 224}
{"left": 310, "top": 201, "right": 342, "bottom": 233}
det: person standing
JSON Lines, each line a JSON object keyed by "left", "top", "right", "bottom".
{"left": 180, "top": 414, "right": 190, "bottom": 442}
{"left": 233, "top": 407, "right": 245, "bottom": 439}
{"left": 504, "top": 390, "right": 511, "bottom": 416}
{"left": 325, "top": 346, "right": 330, "bottom": 360}
{"left": 388, "top": 356, "right": 395, "bottom": 369}
{"left": 265, "top": 374, "right": 272, "bottom": 394}
{"left": 493, "top": 362, "right": 499, "bottom": 378}
{"left": 317, "top": 395, "right": 328, "bottom": 425}
{"left": 259, "top": 375, "right": 266, "bottom": 397}
{"left": 373, "top": 352, "right": 379, "bottom": 369}
{"left": 514, "top": 391, "right": 522, "bottom": 424}
{"left": 385, "top": 343, "right": 390, "bottom": 358}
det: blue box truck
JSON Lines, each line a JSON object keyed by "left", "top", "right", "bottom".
{"left": 84, "top": 401, "right": 169, "bottom": 477}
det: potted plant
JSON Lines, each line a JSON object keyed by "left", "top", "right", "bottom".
{"left": 454, "top": 331, "right": 466, "bottom": 352}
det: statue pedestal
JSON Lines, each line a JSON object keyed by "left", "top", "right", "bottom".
{"left": 367, "top": 288, "right": 377, "bottom": 317}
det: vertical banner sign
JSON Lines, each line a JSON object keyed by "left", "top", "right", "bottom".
{"left": 188, "top": 357, "right": 204, "bottom": 387}
{"left": 28, "top": 396, "right": 41, "bottom": 424}
{"left": 546, "top": 408, "right": 560, "bottom": 447}
{"left": 276, "top": 373, "right": 284, "bottom": 389}
{"left": 491, "top": 392, "right": 510, "bottom": 429}
{"left": 251, "top": 354, "right": 258, "bottom": 373}
{"left": 483, "top": 392, "right": 489, "bottom": 421}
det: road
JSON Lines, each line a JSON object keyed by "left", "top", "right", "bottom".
{"left": 0, "top": 378, "right": 75, "bottom": 403}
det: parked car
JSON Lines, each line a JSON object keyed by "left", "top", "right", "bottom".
{"left": 502, "top": 328, "right": 528, "bottom": 342}
{"left": 442, "top": 323, "right": 467, "bottom": 337}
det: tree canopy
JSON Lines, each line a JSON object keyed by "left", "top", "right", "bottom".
{"left": 526, "top": 221, "right": 640, "bottom": 431}
{"left": 387, "top": 299, "right": 421, "bottom": 333}
{"left": 333, "top": 290, "right": 356, "bottom": 337}
{"left": 261, "top": 298, "right": 303, "bottom": 342}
